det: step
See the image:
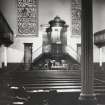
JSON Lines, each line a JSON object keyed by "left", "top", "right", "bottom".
{"left": 25, "top": 85, "right": 81, "bottom": 89}
{"left": 10, "top": 80, "right": 81, "bottom": 84}
{"left": 23, "top": 82, "right": 81, "bottom": 86}
{"left": 10, "top": 80, "right": 81, "bottom": 85}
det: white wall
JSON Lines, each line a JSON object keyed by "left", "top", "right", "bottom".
{"left": 0, "top": 0, "right": 72, "bottom": 63}
{"left": 93, "top": 0, "right": 105, "bottom": 62}
{"left": 93, "top": 0, "right": 105, "bottom": 33}
{"left": 0, "top": 0, "right": 105, "bottom": 63}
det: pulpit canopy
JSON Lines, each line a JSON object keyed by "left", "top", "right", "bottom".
{"left": 49, "top": 16, "right": 66, "bottom": 27}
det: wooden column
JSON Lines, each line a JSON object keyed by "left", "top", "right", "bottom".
{"left": 79, "top": 0, "right": 96, "bottom": 105}
{"left": 24, "top": 43, "right": 32, "bottom": 71}
{"left": 1, "top": 44, "right": 8, "bottom": 69}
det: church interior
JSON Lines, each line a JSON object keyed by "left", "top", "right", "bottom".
{"left": 0, "top": 0, "right": 105, "bottom": 105}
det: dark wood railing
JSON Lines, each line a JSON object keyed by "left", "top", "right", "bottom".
{"left": 0, "top": 11, "right": 14, "bottom": 46}
{"left": 94, "top": 29, "right": 105, "bottom": 47}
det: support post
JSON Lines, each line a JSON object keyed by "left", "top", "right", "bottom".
{"left": 1, "top": 44, "right": 8, "bottom": 70}
{"left": 79, "top": 0, "right": 97, "bottom": 105}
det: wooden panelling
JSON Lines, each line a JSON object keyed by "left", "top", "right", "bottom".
{"left": 94, "top": 29, "right": 105, "bottom": 47}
